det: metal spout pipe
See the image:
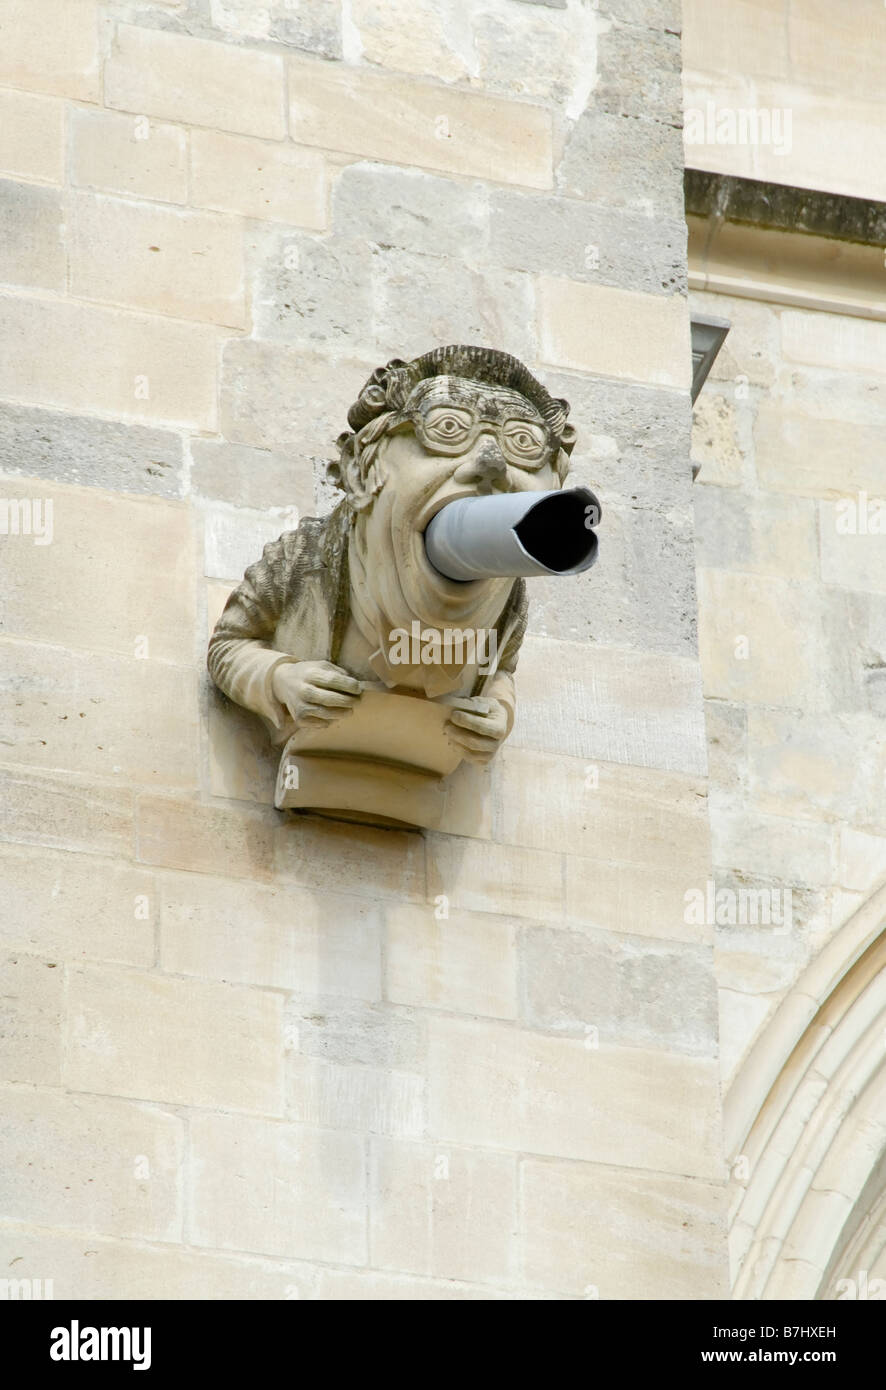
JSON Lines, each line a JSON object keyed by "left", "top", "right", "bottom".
{"left": 424, "top": 486, "right": 601, "bottom": 582}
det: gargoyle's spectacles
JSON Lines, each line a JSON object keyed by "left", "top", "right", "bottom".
{"left": 397, "top": 404, "right": 556, "bottom": 470}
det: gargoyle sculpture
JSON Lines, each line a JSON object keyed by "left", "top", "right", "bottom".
{"left": 208, "top": 345, "right": 600, "bottom": 829}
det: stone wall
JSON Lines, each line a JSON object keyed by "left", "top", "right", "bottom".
{"left": 0, "top": 0, "right": 728, "bottom": 1298}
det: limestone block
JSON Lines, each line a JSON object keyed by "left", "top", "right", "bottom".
{"left": 68, "top": 191, "right": 246, "bottom": 328}
{"left": 385, "top": 902, "right": 518, "bottom": 1020}
{"left": 428, "top": 1017, "right": 724, "bottom": 1177}
{"left": 220, "top": 339, "right": 373, "bottom": 453}
{"left": 206, "top": 0, "right": 342, "bottom": 60}
{"left": 541, "top": 370, "right": 694, "bottom": 513}
{"left": 491, "top": 190, "right": 686, "bottom": 296}
{"left": 0, "top": 844, "right": 154, "bottom": 967}
{"left": 781, "top": 310, "right": 886, "bottom": 379}
{"left": 704, "top": 700, "right": 747, "bottom": 798}
{"left": 510, "top": 637, "right": 707, "bottom": 775}
{"left": 492, "top": 747, "right": 710, "bottom": 871}
{"left": 558, "top": 109, "right": 684, "bottom": 218}
{"left": 691, "top": 291, "right": 778, "bottom": 389}
{"left": 518, "top": 926, "right": 717, "bottom": 1056}
{"left": 332, "top": 163, "right": 489, "bottom": 261}
{"left": 274, "top": 814, "right": 426, "bottom": 903}
{"left": 712, "top": 810, "right": 836, "bottom": 890}
{"left": 160, "top": 869, "right": 382, "bottom": 997}
{"left": 372, "top": 249, "right": 537, "bottom": 365}
{"left": 691, "top": 392, "right": 744, "bottom": 488}
{"left": 527, "top": 499, "right": 699, "bottom": 657}
{"left": 697, "top": 569, "right": 826, "bottom": 707}
{"left": 0, "top": 0, "right": 99, "bottom": 100}
{"left": 1, "top": 478, "right": 196, "bottom": 663}
{"left": 539, "top": 277, "right": 691, "bottom": 388}
{"left": 203, "top": 504, "right": 298, "bottom": 582}
{"left": 0, "top": 90, "right": 64, "bottom": 183}
{"left": 0, "top": 295, "right": 222, "bottom": 429}
{"left": 520, "top": 1159, "right": 728, "bottom": 1298}
{"left": 64, "top": 964, "right": 283, "bottom": 1114}
{"left": 821, "top": 589, "right": 886, "bottom": 718}
{"left": 595, "top": 22, "right": 681, "bottom": 124}
{"left": 189, "top": 1112, "right": 366, "bottom": 1263}
{"left": 0, "top": 1086, "right": 183, "bottom": 1239}
{"left": 0, "top": 403, "right": 183, "bottom": 498}
{"left": 106, "top": 24, "right": 286, "bottom": 140}
{"left": 288, "top": 57, "right": 553, "bottom": 187}
{"left": 369, "top": 1137, "right": 516, "bottom": 1284}
{"left": 2, "top": 641, "right": 199, "bottom": 788}
{"left": 247, "top": 227, "right": 374, "bottom": 352}
{"left": 191, "top": 129, "right": 327, "bottom": 227}
{"left": 426, "top": 833, "right": 562, "bottom": 922}
{"left": 0, "top": 1224, "right": 323, "bottom": 1301}
{"left": 748, "top": 708, "right": 886, "bottom": 831}
{"left": 0, "top": 178, "right": 64, "bottom": 290}
{"left": 286, "top": 1000, "right": 424, "bottom": 1070}
{"left": 70, "top": 109, "right": 188, "bottom": 205}
{"left": 754, "top": 404, "right": 886, "bottom": 498}
{"left": 0, "top": 768, "right": 134, "bottom": 858}
{"left": 286, "top": 1055, "right": 425, "bottom": 1137}
{"left": 0, "top": 951, "right": 62, "bottom": 1085}
{"left": 136, "top": 795, "right": 275, "bottom": 880}
{"left": 565, "top": 857, "right": 714, "bottom": 946}
{"left": 693, "top": 487, "right": 818, "bottom": 579}
{"left": 191, "top": 441, "right": 315, "bottom": 515}
{"left": 314, "top": 1269, "right": 531, "bottom": 1299}
{"left": 820, "top": 502, "right": 886, "bottom": 595}
{"left": 836, "top": 826, "right": 886, "bottom": 893}
{"left": 682, "top": 0, "right": 789, "bottom": 80}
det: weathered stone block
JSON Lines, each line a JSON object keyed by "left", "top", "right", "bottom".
{"left": 288, "top": 57, "right": 553, "bottom": 187}
{"left": 286, "top": 1055, "right": 426, "bottom": 1137}
{"left": 0, "top": 1086, "right": 183, "bottom": 1240}
{"left": 0, "top": 0, "right": 100, "bottom": 100}
{"left": 428, "top": 1017, "right": 724, "bottom": 1176}
{"left": 0, "top": 768, "right": 134, "bottom": 858}
{"left": 2, "top": 642, "right": 199, "bottom": 788}
{"left": 0, "top": 178, "right": 64, "bottom": 290}
{"left": 0, "top": 843, "right": 154, "bottom": 966}
{"left": 0, "top": 295, "right": 222, "bottom": 429}
{"left": 68, "top": 191, "right": 246, "bottom": 328}
{"left": 188, "top": 1111, "right": 366, "bottom": 1262}
{"left": 1, "top": 478, "right": 196, "bottom": 663}
{"left": 521, "top": 1160, "right": 728, "bottom": 1299}
{"left": 0, "top": 951, "right": 63, "bottom": 1085}
{"left": 518, "top": 925, "right": 717, "bottom": 1055}
{"left": 190, "top": 129, "right": 327, "bottom": 227}
{"left": 65, "top": 964, "right": 283, "bottom": 1114}
{"left": 332, "top": 162, "right": 489, "bottom": 261}
{"left": 219, "top": 339, "right": 373, "bottom": 454}
{"left": 136, "top": 795, "right": 275, "bottom": 880}
{"left": 491, "top": 190, "right": 686, "bottom": 295}
{"left": 370, "top": 1137, "right": 516, "bottom": 1284}
{"left": 385, "top": 902, "right": 518, "bottom": 1020}
{"left": 0, "top": 403, "right": 183, "bottom": 498}
{"left": 0, "top": 89, "right": 64, "bottom": 184}
{"left": 190, "top": 440, "right": 315, "bottom": 515}
{"left": 159, "top": 870, "right": 383, "bottom": 997}
{"left": 558, "top": 109, "right": 684, "bottom": 218}
{"left": 106, "top": 24, "right": 286, "bottom": 140}
{"left": 70, "top": 109, "right": 188, "bottom": 205}
{"left": 426, "top": 833, "right": 563, "bottom": 922}
{"left": 538, "top": 277, "right": 691, "bottom": 387}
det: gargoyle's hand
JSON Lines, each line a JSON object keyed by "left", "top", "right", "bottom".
{"left": 272, "top": 660, "right": 362, "bottom": 731}
{"left": 445, "top": 696, "right": 510, "bottom": 767}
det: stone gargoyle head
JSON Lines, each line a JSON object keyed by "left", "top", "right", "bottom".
{"left": 208, "top": 346, "right": 595, "bottom": 829}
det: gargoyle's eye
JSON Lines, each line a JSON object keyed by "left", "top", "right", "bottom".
{"left": 423, "top": 407, "right": 474, "bottom": 445}
{"left": 502, "top": 419, "right": 547, "bottom": 463}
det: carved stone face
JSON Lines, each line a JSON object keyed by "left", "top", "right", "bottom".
{"left": 353, "top": 374, "right": 563, "bottom": 622}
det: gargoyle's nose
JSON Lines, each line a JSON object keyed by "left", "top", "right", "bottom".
{"left": 452, "top": 436, "right": 510, "bottom": 491}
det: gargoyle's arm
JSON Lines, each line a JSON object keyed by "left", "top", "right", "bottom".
{"left": 207, "top": 533, "right": 300, "bottom": 734}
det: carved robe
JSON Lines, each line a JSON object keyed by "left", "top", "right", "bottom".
{"left": 207, "top": 501, "right": 529, "bottom": 745}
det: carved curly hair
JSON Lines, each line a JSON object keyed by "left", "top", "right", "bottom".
{"left": 328, "top": 345, "right": 577, "bottom": 508}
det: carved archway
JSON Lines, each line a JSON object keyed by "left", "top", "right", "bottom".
{"left": 726, "top": 881, "right": 886, "bottom": 1299}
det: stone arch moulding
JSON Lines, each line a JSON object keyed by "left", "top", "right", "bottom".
{"left": 726, "top": 878, "right": 886, "bottom": 1299}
